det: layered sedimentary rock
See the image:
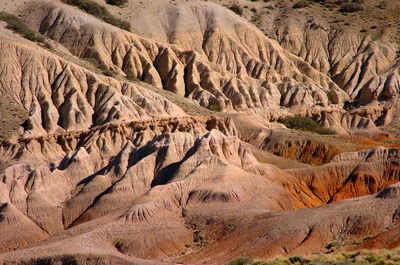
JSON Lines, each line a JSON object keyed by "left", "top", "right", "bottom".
{"left": 22, "top": 2, "right": 358, "bottom": 122}
{"left": 177, "top": 183, "right": 400, "bottom": 264}
{"left": 0, "top": 0, "right": 393, "bottom": 138}
{"left": 0, "top": 114, "right": 303, "bottom": 261}
{"left": 276, "top": 20, "right": 399, "bottom": 105}
{"left": 0, "top": 39, "right": 184, "bottom": 138}
{"left": 285, "top": 147, "right": 400, "bottom": 205}
{"left": 0, "top": 0, "right": 400, "bottom": 264}
{"left": 2, "top": 126, "right": 400, "bottom": 264}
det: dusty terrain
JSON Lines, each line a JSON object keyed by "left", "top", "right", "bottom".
{"left": 1, "top": 0, "right": 400, "bottom": 264}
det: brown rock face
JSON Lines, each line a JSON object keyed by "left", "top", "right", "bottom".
{"left": 285, "top": 147, "right": 400, "bottom": 205}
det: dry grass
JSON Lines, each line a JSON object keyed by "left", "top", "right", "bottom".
{"left": 61, "top": 0, "right": 130, "bottom": 31}
{"left": 228, "top": 248, "right": 400, "bottom": 265}
{"left": 0, "top": 12, "right": 44, "bottom": 42}
{"left": 280, "top": 116, "right": 336, "bottom": 135}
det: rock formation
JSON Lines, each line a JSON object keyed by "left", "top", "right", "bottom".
{"left": 0, "top": 0, "right": 400, "bottom": 264}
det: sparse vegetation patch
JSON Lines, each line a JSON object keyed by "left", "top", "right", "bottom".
{"left": 280, "top": 116, "right": 336, "bottom": 135}
{"left": 208, "top": 104, "right": 223, "bottom": 112}
{"left": 0, "top": 12, "right": 45, "bottom": 42}
{"left": 326, "top": 241, "right": 341, "bottom": 250}
{"left": 106, "top": 0, "right": 128, "bottom": 7}
{"left": 228, "top": 257, "right": 252, "bottom": 265}
{"left": 228, "top": 4, "right": 243, "bottom": 16}
{"left": 61, "top": 0, "right": 130, "bottom": 31}
{"left": 339, "top": 2, "right": 363, "bottom": 13}
{"left": 228, "top": 248, "right": 400, "bottom": 265}
{"left": 293, "top": 0, "right": 309, "bottom": 9}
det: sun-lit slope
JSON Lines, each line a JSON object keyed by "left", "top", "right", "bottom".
{"left": 0, "top": 113, "right": 310, "bottom": 263}
{"left": 90, "top": 0, "right": 400, "bottom": 135}
{"left": 0, "top": 36, "right": 184, "bottom": 138}
{"left": 2, "top": 163, "right": 400, "bottom": 264}
{"left": 0, "top": 0, "right": 400, "bottom": 264}
{"left": 177, "top": 183, "right": 400, "bottom": 264}
{"left": 22, "top": 1, "right": 356, "bottom": 118}
{"left": 285, "top": 146, "right": 400, "bottom": 205}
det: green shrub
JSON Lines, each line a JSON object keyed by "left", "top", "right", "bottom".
{"left": 280, "top": 116, "right": 336, "bottom": 135}
{"left": 376, "top": 1, "right": 386, "bottom": 9}
{"left": 363, "top": 235, "right": 374, "bottom": 241}
{"left": 228, "top": 257, "right": 252, "bottom": 265}
{"left": 326, "top": 241, "right": 341, "bottom": 250}
{"left": 0, "top": 135, "right": 7, "bottom": 140}
{"left": 228, "top": 248, "right": 400, "bottom": 265}
{"left": 106, "top": 0, "right": 128, "bottom": 7}
{"left": 289, "top": 255, "right": 304, "bottom": 263}
{"left": 0, "top": 12, "right": 45, "bottom": 42}
{"left": 339, "top": 2, "right": 363, "bottom": 12}
{"left": 293, "top": 0, "right": 309, "bottom": 8}
{"left": 229, "top": 4, "right": 243, "bottom": 16}
{"left": 365, "top": 255, "right": 381, "bottom": 263}
{"left": 208, "top": 104, "right": 223, "bottom": 112}
{"left": 61, "top": 0, "right": 130, "bottom": 31}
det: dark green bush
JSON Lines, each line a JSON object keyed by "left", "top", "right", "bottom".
{"left": 106, "top": 0, "right": 128, "bottom": 7}
{"left": 293, "top": 0, "right": 310, "bottom": 8}
{"left": 339, "top": 2, "right": 363, "bottom": 12}
{"left": 289, "top": 255, "right": 305, "bottom": 263}
{"left": 281, "top": 116, "right": 336, "bottom": 135}
{"left": 310, "top": 0, "right": 328, "bottom": 3}
{"left": 229, "top": 4, "right": 243, "bottom": 16}
{"left": 208, "top": 104, "right": 223, "bottom": 112}
{"left": 0, "top": 12, "right": 45, "bottom": 42}
{"left": 326, "top": 241, "right": 341, "bottom": 250}
{"left": 61, "top": 0, "right": 130, "bottom": 31}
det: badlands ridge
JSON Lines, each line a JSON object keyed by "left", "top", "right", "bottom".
{"left": 1, "top": 0, "right": 400, "bottom": 264}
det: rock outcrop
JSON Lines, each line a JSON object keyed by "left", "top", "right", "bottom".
{"left": 21, "top": 1, "right": 363, "bottom": 126}
{"left": 286, "top": 146, "right": 400, "bottom": 205}
{"left": 0, "top": 39, "right": 184, "bottom": 138}
{"left": 0, "top": 0, "right": 400, "bottom": 264}
{"left": 0, "top": 114, "right": 306, "bottom": 263}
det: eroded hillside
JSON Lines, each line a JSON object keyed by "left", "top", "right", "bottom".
{"left": 1, "top": 0, "right": 400, "bottom": 264}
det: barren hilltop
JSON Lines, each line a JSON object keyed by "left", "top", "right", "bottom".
{"left": 1, "top": 0, "right": 400, "bottom": 264}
